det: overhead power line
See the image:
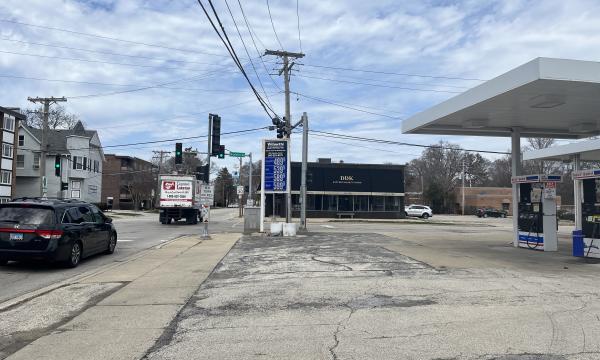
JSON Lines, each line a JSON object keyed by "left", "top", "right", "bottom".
{"left": 66, "top": 65, "right": 233, "bottom": 99}
{"left": 236, "top": 0, "right": 282, "bottom": 91}
{"left": 297, "top": 68, "right": 471, "bottom": 89}
{"left": 20, "top": 126, "right": 269, "bottom": 152}
{"left": 196, "top": 0, "right": 278, "bottom": 119}
{"left": 302, "top": 63, "right": 487, "bottom": 81}
{"left": 266, "top": 0, "right": 284, "bottom": 49}
{"left": 295, "top": 73, "right": 462, "bottom": 94}
{"left": 0, "top": 49, "right": 226, "bottom": 72}
{"left": 223, "top": 0, "right": 274, "bottom": 108}
{"left": 310, "top": 130, "right": 510, "bottom": 155}
{"left": 293, "top": 92, "right": 403, "bottom": 119}
{"left": 0, "top": 37, "right": 230, "bottom": 66}
{"left": 0, "top": 73, "right": 245, "bottom": 92}
{"left": 0, "top": 18, "right": 230, "bottom": 58}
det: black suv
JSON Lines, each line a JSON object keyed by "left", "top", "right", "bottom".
{"left": 0, "top": 198, "right": 117, "bottom": 267}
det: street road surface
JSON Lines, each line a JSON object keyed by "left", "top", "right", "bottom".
{"left": 0, "top": 208, "right": 240, "bottom": 304}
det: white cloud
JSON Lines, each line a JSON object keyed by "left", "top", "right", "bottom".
{"left": 1, "top": 0, "right": 600, "bottom": 168}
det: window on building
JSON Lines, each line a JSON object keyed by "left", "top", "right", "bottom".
{"left": 73, "top": 156, "right": 83, "bottom": 170}
{"left": 0, "top": 197, "right": 10, "bottom": 204}
{"left": 306, "top": 195, "right": 316, "bottom": 210}
{"left": 385, "top": 196, "right": 402, "bottom": 211}
{"left": 2, "top": 143, "right": 13, "bottom": 158}
{"left": 16, "top": 154, "right": 24, "bottom": 169}
{"left": 93, "top": 160, "right": 99, "bottom": 173}
{"left": 3, "top": 115, "right": 14, "bottom": 131}
{"left": 33, "top": 153, "right": 40, "bottom": 169}
{"left": 338, "top": 195, "right": 353, "bottom": 212}
{"left": 83, "top": 157, "right": 88, "bottom": 170}
{"left": 18, "top": 135, "right": 24, "bottom": 147}
{"left": 324, "top": 195, "right": 337, "bottom": 211}
{"left": 354, "top": 196, "right": 369, "bottom": 212}
{"left": 371, "top": 196, "right": 385, "bottom": 211}
{"left": 1, "top": 170, "right": 12, "bottom": 185}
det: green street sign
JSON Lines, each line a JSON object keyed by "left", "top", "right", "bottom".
{"left": 229, "top": 151, "right": 246, "bottom": 158}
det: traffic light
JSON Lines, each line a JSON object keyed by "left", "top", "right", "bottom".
{"left": 210, "top": 113, "right": 221, "bottom": 156}
{"left": 54, "top": 155, "right": 61, "bottom": 177}
{"left": 218, "top": 145, "right": 225, "bottom": 159}
{"left": 272, "top": 117, "right": 288, "bottom": 139}
{"left": 196, "top": 164, "right": 209, "bottom": 183}
{"left": 175, "top": 142, "right": 182, "bottom": 164}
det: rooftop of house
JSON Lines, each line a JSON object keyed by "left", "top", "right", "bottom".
{"left": 24, "top": 121, "right": 100, "bottom": 153}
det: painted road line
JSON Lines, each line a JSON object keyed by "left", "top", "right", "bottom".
{"left": 321, "top": 225, "right": 336, "bottom": 229}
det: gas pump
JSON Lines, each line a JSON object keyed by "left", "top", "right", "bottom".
{"left": 511, "top": 174, "right": 562, "bottom": 251}
{"left": 573, "top": 169, "right": 600, "bottom": 258}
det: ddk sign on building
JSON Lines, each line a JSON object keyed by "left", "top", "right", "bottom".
{"left": 263, "top": 139, "right": 289, "bottom": 193}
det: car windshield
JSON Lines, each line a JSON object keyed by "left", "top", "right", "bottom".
{"left": 0, "top": 206, "right": 55, "bottom": 225}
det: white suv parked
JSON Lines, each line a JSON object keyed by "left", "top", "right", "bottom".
{"left": 404, "top": 205, "right": 433, "bottom": 219}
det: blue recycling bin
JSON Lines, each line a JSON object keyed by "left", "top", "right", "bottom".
{"left": 573, "top": 230, "right": 584, "bottom": 257}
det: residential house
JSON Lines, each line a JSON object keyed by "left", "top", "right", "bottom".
{"left": 102, "top": 154, "right": 155, "bottom": 210}
{"left": 0, "top": 107, "right": 25, "bottom": 203}
{"left": 15, "top": 121, "right": 104, "bottom": 202}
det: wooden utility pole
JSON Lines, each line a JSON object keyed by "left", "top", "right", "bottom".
{"left": 27, "top": 97, "right": 67, "bottom": 198}
{"left": 264, "top": 50, "right": 304, "bottom": 223}
{"left": 152, "top": 150, "right": 169, "bottom": 207}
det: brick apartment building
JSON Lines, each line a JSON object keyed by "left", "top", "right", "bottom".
{"left": 101, "top": 154, "right": 155, "bottom": 210}
{"left": 455, "top": 187, "right": 562, "bottom": 215}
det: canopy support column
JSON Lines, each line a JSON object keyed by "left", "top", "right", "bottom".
{"left": 511, "top": 128, "right": 521, "bottom": 247}
{"left": 574, "top": 154, "right": 582, "bottom": 230}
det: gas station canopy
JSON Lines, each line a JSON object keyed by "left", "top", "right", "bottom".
{"left": 402, "top": 57, "right": 600, "bottom": 138}
{"left": 523, "top": 139, "right": 600, "bottom": 162}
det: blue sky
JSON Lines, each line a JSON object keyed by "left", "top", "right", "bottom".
{"left": 2, "top": 0, "right": 600, "bottom": 171}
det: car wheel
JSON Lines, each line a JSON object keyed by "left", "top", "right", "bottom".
{"left": 106, "top": 232, "right": 117, "bottom": 254}
{"left": 404, "top": 212, "right": 409, "bottom": 217}
{"left": 483, "top": 213, "right": 488, "bottom": 218}
{"left": 422, "top": 213, "right": 429, "bottom": 219}
{"left": 65, "top": 241, "right": 82, "bottom": 268}
{"left": 502, "top": 213, "right": 507, "bottom": 218}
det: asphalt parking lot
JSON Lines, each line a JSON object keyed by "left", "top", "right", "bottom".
{"left": 146, "top": 218, "right": 600, "bottom": 360}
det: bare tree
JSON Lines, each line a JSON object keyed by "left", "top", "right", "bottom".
{"left": 25, "top": 105, "right": 82, "bottom": 130}
{"left": 122, "top": 167, "right": 155, "bottom": 210}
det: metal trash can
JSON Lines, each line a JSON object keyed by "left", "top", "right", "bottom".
{"left": 244, "top": 207, "right": 260, "bottom": 234}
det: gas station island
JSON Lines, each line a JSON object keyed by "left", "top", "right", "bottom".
{"left": 402, "top": 57, "right": 600, "bottom": 256}
{"left": 525, "top": 138, "right": 600, "bottom": 258}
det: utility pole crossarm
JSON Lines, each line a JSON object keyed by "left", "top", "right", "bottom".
{"left": 263, "top": 50, "right": 305, "bottom": 59}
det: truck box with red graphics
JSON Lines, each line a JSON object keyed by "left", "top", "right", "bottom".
{"left": 158, "top": 175, "right": 200, "bottom": 224}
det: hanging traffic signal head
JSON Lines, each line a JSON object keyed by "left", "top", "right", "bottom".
{"left": 274, "top": 116, "right": 287, "bottom": 138}
{"left": 218, "top": 145, "right": 225, "bottom": 159}
{"left": 175, "top": 142, "right": 183, "bottom": 164}
{"left": 54, "top": 155, "right": 61, "bottom": 177}
{"left": 210, "top": 114, "right": 221, "bottom": 156}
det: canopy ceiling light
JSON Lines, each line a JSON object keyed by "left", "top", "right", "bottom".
{"left": 569, "top": 122, "right": 597, "bottom": 133}
{"left": 529, "top": 94, "right": 565, "bottom": 109}
{"left": 462, "top": 119, "right": 489, "bottom": 129}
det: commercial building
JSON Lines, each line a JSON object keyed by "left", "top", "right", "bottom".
{"left": 265, "top": 159, "right": 405, "bottom": 218}
{"left": 101, "top": 154, "right": 155, "bottom": 210}
{"left": 15, "top": 121, "right": 104, "bottom": 202}
{"left": 454, "top": 186, "right": 562, "bottom": 215}
{"left": 0, "top": 107, "right": 25, "bottom": 203}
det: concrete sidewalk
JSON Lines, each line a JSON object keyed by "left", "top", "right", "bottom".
{"left": 6, "top": 233, "right": 240, "bottom": 360}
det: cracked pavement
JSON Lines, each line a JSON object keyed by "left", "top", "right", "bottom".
{"left": 144, "top": 231, "right": 600, "bottom": 359}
